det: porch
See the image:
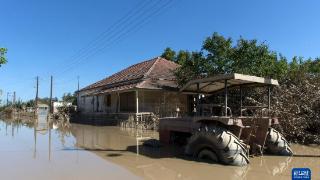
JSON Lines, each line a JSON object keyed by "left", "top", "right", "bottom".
{"left": 75, "top": 89, "right": 188, "bottom": 126}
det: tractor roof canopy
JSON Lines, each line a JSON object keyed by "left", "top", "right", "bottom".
{"left": 180, "top": 73, "right": 279, "bottom": 94}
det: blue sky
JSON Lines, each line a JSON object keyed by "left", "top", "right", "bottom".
{"left": 1, "top": 0, "right": 320, "bottom": 103}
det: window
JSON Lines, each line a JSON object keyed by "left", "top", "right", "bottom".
{"left": 104, "top": 94, "right": 111, "bottom": 107}
{"left": 81, "top": 96, "right": 85, "bottom": 104}
{"left": 120, "top": 92, "right": 135, "bottom": 112}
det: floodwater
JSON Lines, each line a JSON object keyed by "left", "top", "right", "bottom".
{"left": 0, "top": 116, "right": 319, "bottom": 180}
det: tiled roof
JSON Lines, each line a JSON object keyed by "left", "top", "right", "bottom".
{"left": 80, "top": 57, "right": 180, "bottom": 93}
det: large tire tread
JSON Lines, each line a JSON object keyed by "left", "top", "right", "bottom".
{"left": 185, "top": 125, "right": 249, "bottom": 166}
{"left": 265, "top": 128, "right": 293, "bottom": 156}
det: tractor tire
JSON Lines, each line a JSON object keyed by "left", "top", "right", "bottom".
{"left": 185, "top": 125, "right": 249, "bottom": 166}
{"left": 265, "top": 128, "right": 293, "bottom": 156}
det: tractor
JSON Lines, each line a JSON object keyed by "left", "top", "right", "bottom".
{"left": 159, "top": 73, "right": 293, "bottom": 166}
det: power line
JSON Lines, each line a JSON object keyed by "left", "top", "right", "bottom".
{"left": 6, "top": 0, "right": 175, "bottom": 85}
{"left": 54, "top": 76, "right": 78, "bottom": 86}
{"left": 48, "top": 0, "right": 152, "bottom": 77}
{"left": 54, "top": 0, "right": 175, "bottom": 79}
{"left": 5, "top": 0, "right": 178, "bottom": 100}
{"left": 53, "top": 0, "right": 170, "bottom": 77}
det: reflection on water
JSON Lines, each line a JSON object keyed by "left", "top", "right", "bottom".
{"left": 36, "top": 114, "right": 49, "bottom": 132}
{"left": 0, "top": 117, "right": 319, "bottom": 180}
{"left": 68, "top": 123, "right": 320, "bottom": 180}
{"left": 0, "top": 118, "right": 139, "bottom": 180}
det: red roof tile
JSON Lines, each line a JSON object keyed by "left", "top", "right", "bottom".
{"left": 80, "top": 57, "right": 180, "bottom": 93}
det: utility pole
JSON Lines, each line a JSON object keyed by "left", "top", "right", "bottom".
{"left": 35, "top": 76, "right": 39, "bottom": 109}
{"left": 6, "top": 92, "right": 9, "bottom": 106}
{"left": 49, "top": 76, "right": 53, "bottom": 114}
{"left": 77, "top": 76, "right": 80, "bottom": 92}
{"left": 77, "top": 76, "right": 80, "bottom": 106}
{"left": 13, "top": 91, "right": 16, "bottom": 106}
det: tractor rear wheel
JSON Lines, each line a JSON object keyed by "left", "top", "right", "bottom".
{"left": 185, "top": 124, "right": 249, "bottom": 166}
{"left": 265, "top": 128, "right": 293, "bottom": 156}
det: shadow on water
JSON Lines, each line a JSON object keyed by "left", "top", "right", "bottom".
{"left": 292, "top": 154, "right": 320, "bottom": 158}
{"left": 68, "top": 123, "right": 317, "bottom": 180}
{"left": 67, "top": 124, "right": 244, "bottom": 178}
{"left": 0, "top": 117, "right": 319, "bottom": 180}
{"left": 0, "top": 117, "right": 143, "bottom": 180}
{"left": 107, "top": 153, "right": 123, "bottom": 157}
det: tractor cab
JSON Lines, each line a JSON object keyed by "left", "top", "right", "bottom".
{"left": 159, "top": 73, "right": 292, "bottom": 166}
{"left": 180, "top": 73, "right": 279, "bottom": 118}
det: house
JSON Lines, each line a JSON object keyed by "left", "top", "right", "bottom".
{"left": 76, "top": 57, "right": 191, "bottom": 122}
{"left": 26, "top": 107, "right": 35, "bottom": 113}
{"left": 37, "top": 103, "right": 49, "bottom": 115}
{"left": 53, "top": 101, "right": 73, "bottom": 113}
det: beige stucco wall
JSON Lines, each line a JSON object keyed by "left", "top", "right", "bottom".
{"left": 103, "top": 93, "right": 118, "bottom": 113}
{"left": 78, "top": 89, "right": 188, "bottom": 117}
{"left": 138, "top": 90, "right": 188, "bottom": 117}
{"left": 78, "top": 90, "right": 117, "bottom": 113}
{"left": 78, "top": 89, "right": 98, "bottom": 113}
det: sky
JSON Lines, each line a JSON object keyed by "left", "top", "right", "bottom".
{"left": 1, "top": 0, "right": 320, "bottom": 103}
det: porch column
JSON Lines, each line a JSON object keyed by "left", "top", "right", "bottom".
{"left": 224, "top": 79, "right": 228, "bottom": 116}
{"left": 268, "top": 85, "right": 271, "bottom": 115}
{"left": 136, "top": 90, "right": 139, "bottom": 113}
{"left": 196, "top": 83, "right": 200, "bottom": 116}
{"left": 240, "top": 86, "right": 243, "bottom": 117}
{"left": 268, "top": 85, "right": 271, "bottom": 109}
{"left": 117, "top": 92, "right": 120, "bottom": 113}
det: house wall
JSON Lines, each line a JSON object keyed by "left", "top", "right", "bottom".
{"left": 78, "top": 89, "right": 189, "bottom": 117}
{"left": 84, "top": 96, "right": 94, "bottom": 112}
{"left": 100, "top": 93, "right": 118, "bottom": 113}
{"left": 78, "top": 90, "right": 95, "bottom": 113}
{"left": 78, "top": 90, "right": 119, "bottom": 114}
{"left": 138, "top": 90, "right": 188, "bottom": 117}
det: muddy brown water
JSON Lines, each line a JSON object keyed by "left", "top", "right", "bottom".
{"left": 0, "top": 118, "right": 319, "bottom": 180}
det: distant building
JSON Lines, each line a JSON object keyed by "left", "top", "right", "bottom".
{"left": 26, "top": 107, "right": 35, "bottom": 112}
{"left": 37, "top": 104, "right": 49, "bottom": 115}
{"left": 53, "top": 101, "right": 73, "bottom": 113}
{"left": 36, "top": 114, "right": 48, "bottom": 133}
{"left": 76, "top": 57, "right": 190, "bottom": 121}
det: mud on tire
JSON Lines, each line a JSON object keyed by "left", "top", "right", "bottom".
{"left": 265, "top": 128, "right": 293, "bottom": 156}
{"left": 185, "top": 125, "right": 249, "bottom": 166}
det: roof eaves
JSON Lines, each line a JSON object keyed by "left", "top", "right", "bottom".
{"left": 135, "top": 57, "right": 160, "bottom": 88}
{"left": 143, "top": 57, "right": 160, "bottom": 78}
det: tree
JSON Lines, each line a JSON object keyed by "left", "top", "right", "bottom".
{"left": 162, "top": 32, "right": 320, "bottom": 86}
{"left": 174, "top": 51, "right": 206, "bottom": 86}
{"left": 202, "top": 32, "right": 234, "bottom": 74}
{"left": 273, "top": 54, "right": 289, "bottom": 79}
{"left": 25, "top": 100, "right": 35, "bottom": 107}
{"left": 62, "top": 93, "right": 77, "bottom": 105}
{"left": 161, "top": 47, "right": 176, "bottom": 61}
{"left": 160, "top": 32, "right": 320, "bottom": 144}
{"left": 0, "top": 48, "right": 7, "bottom": 66}
{"left": 0, "top": 48, "right": 7, "bottom": 102}
{"left": 202, "top": 33, "right": 281, "bottom": 78}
